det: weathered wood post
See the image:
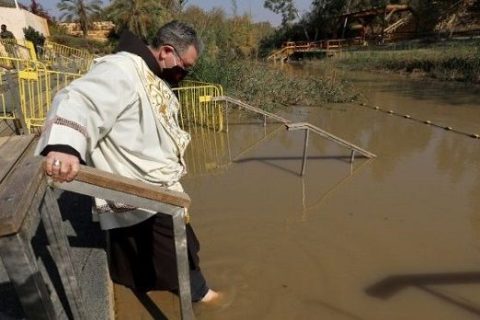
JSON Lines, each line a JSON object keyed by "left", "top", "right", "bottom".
{"left": 0, "top": 135, "right": 86, "bottom": 319}
{"left": 4, "top": 71, "right": 27, "bottom": 135}
{"left": 0, "top": 135, "right": 195, "bottom": 320}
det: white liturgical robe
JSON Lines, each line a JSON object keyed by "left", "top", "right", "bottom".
{"left": 36, "top": 52, "right": 191, "bottom": 229}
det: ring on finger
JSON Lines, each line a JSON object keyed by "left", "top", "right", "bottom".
{"left": 52, "top": 159, "right": 61, "bottom": 168}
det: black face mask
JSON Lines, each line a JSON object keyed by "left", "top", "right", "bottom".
{"left": 159, "top": 65, "right": 189, "bottom": 88}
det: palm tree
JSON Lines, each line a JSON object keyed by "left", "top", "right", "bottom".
{"left": 106, "top": 0, "right": 168, "bottom": 40}
{"left": 165, "top": 0, "right": 189, "bottom": 13}
{"left": 27, "top": 0, "right": 53, "bottom": 23}
{"left": 57, "top": 0, "right": 103, "bottom": 37}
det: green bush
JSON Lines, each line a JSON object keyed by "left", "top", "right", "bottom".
{"left": 334, "top": 40, "right": 480, "bottom": 83}
{"left": 23, "top": 26, "right": 45, "bottom": 54}
{"left": 191, "top": 55, "right": 358, "bottom": 111}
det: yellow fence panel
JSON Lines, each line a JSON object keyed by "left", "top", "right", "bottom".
{"left": 0, "top": 39, "right": 37, "bottom": 61}
{"left": 1, "top": 53, "right": 225, "bottom": 135}
{"left": 0, "top": 71, "right": 16, "bottom": 121}
{"left": 20, "top": 66, "right": 81, "bottom": 132}
{"left": 41, "top": 40, "right": 94, "bottom": 74}
{"left": 180, "top": 80, "right": 224, "bottom": 95}
{"left": 173, "top": 83, "right": 225, "bottom": 132}
{"left": 0, "top": 58, "right": 39, "bottom": 126}
{"left": 0, "top": 57, "right": 81, "bottom": 133}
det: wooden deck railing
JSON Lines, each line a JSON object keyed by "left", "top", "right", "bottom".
{"left": 0, "top": 135, "right": 195, "bottom": 319}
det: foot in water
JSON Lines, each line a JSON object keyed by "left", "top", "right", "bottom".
{"left": 200, "top": 289, "right": 221, "bottom": 303}
{"left": 197, "top": 288, "right": 236, "bottom": 314}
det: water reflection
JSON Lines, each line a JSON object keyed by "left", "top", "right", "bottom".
{"left": 301, "top": 158, "right": 374, "bottom": 217}
{"left": 184, "top": 125, "right": 231, "bottom": 177}
{"left": 184, "top": 111, "right": 285, "bottom": 178}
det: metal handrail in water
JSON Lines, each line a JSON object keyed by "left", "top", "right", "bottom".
{"left": 213, "top": 95, "right": 376, "bottom": 176}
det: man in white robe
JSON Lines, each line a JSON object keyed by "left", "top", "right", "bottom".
{"left": 36, "top": 21, "right": 219, "bottom": 303}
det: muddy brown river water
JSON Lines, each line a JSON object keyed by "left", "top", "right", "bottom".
{"left": 116, "top": 69, "right": 480, "bottom": 320}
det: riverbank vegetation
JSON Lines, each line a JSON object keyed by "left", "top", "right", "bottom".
{"left": 193, "top": 56, "right": 357, "bottom": 111}
{"left": 178, "top": 7, "right": 357, "bottom": 109}
{"left": 260, "top": 0, "right": 480, "bottom": 84}
{"left": 175, "top": 5, "right": 358, "bottom": 108}
{"left": 333, "top": 40, "right": 480, "bottom": 83}
{"left": 23, "top": 0, "right": 356, "bottom": 110}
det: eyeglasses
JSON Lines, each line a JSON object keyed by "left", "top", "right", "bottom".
{"left": 168, "top": 44, "right": 192, "bottom": 76}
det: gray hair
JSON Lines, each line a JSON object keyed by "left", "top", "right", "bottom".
{"left": 151, "top": 20, "right": 203, "bottom": 55}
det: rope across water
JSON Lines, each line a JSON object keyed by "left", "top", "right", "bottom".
{"left": 358, "top": 102, "right": 480, "bottom": 139}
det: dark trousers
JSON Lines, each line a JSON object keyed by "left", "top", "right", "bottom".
{"left": 106, "top": 213, "right": 209, "bottom": 301}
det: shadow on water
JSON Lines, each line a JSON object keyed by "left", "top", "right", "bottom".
{"left": 235, "top": 155, "right": 367, "bottom": 177}
{"left": 366, "top": 272, "right": 480, "bottom": 316}
{"left": 133, "top": 291, "right": 169, "bottom": 320}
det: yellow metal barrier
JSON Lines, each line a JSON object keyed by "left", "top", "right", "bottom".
{"left": 0, "top": 57, "right": 81, "bottom": 133}
{"left": 0, "top": 39, "right": 37, "bottom": 61}
{"left": 173, "top": 82, "right": 225, "bottom": 132}
{"left": 0, "top": 52, "right": 224, "bottom": 135}
{"left": 0, "top": 71, "right": 16, "bottom": 121}
{"left": 0, "top": 58, "right": 38, "bottom": 125}
{"left": 41, "top": 40, "right": 93, "bottom": 73}
{"left": 20, "top": 64, "right": 81, "bottom": 132}
{"left": 180, "top": 80, "right": 224, "bottom": 95}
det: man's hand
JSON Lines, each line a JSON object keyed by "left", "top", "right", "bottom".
{"left": 44, "top": 151, "right": 80, "bottom": 183}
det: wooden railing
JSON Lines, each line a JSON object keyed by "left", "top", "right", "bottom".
{"left": 0, "top": 135, "right": 195, "bottom": 319}
{"left": 267, "top": 39, "right": 354, "bottom": 62}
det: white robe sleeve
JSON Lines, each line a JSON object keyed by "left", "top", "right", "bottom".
{"left": 35, "top": 57, "right": 138, "bottom": 161}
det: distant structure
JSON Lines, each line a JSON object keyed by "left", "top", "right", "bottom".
{"left": 58, "top": 21, "right": 115, "bottom": 42}
{"left": 338, "top": 1, "right": 480, "bottom": 43}
{"left": 338, "top": 4, "right": 416, "bottom": 43}
{"left": 0, "top": 0, "right": 49, "bottom": 39}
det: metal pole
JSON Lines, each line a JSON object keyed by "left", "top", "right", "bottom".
{"left": 263, "top": 114, "right": 267, "bottom": 127}
{"left": 301, "top": 129, "right": 310, "bottom": 176}
{"left": 224, "top": 101, "right": 229, "bottom": 133}
{"left": 350, "top": 150, "right": 356, "bottom": 163}
{"left": 172, "top": 208, "right": 194, "bottom": 320}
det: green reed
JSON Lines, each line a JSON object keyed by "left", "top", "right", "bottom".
{"left": 190, "top": 55, "right": 358, "bottom": 112}
{"left": 334, "top": 40, "right": 480, "bottom": 83}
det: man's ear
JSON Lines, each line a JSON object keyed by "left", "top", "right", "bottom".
{"left": 158, "top": 45, "right": 173, "bottom": 60}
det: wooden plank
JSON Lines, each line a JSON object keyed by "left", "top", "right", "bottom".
{"left": 41, "top": 188, "right": 86, "bottom": 320}
{"left": 72, "top": 164, "right": 191, "bottom": 208}
{"left": 5, "top": 72, "right": 27, "bottom": 135}
{"left": 55, "top": 179, "right": 184, "bottom": 216}
{"left": 0, "top": 156, "right": 45, "bottom": 236}
{"left": 0, "top": 135, "right": 35, "bottom": 183}
{"left": 0, "top": 233, "right": 57, "bottom": 320}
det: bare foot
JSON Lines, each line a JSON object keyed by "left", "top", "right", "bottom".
{"left": 200, "top": 289, "right": 222, "bottom": 303}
